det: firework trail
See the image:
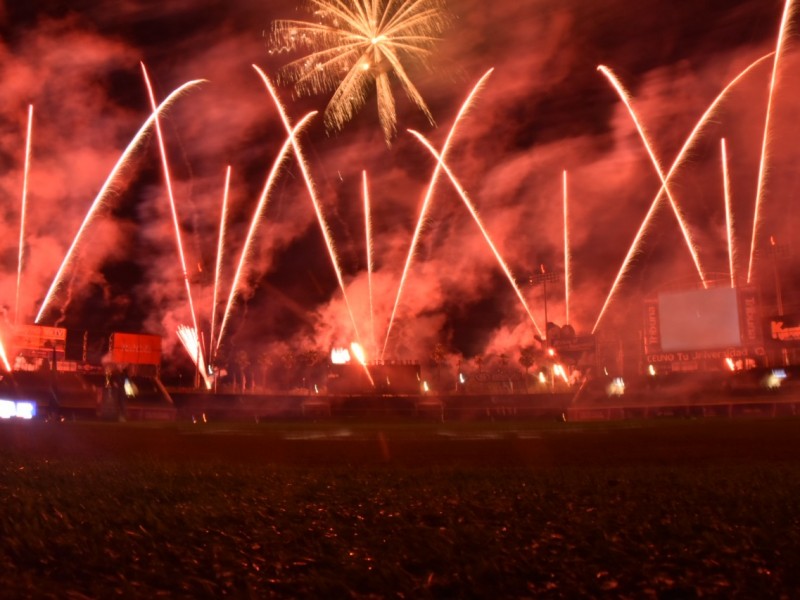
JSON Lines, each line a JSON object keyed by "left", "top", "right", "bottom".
{"left": 563, "top": 169, "right": 570, "bottom": 326}
{"left": 216, "top": 113, "right": 316, "bottom": 352}
{"left": 598, "top": 65, "right": 708, "bottom": 287}
{"left": 350, "top": 341, "right": 375, "bottom": 387}
{"left": 721, "top": 139, "right": 736, "bottom": 288}
{"left": 177, "top": 325, "right": 211, "bottom": 389}
{"left": 209, "top": 165, "right": 232, "bottom": 362}
{"left": 591, "top": 54, "right": 773, "bottom": 333}
{"left": 408, "top": 129, "right": 543, "bottom": 338}
{"left": 16, "top": 104, "right": 33, "bottom": 326}
{"left": 141, "top": 63, "right": 202, "bottom": 351}
{"left": 382, "top": 68, "right": 494, "bottom": 358}
{"left": 270, "top": 0, "right": 450, "bottom": 143}
{"left": 0, "top": 335, "right": 11, "bottom": 372}
{"left": 362, "top": 171, "right": 376, "bottom": 356}
{"left": 252, "top": 64, "right": 364, "bottom": 350}
{"left": 748, "top": 0, "right": 795, "bottom": 283}
{"left": 54, "top": 269, "right": 77, "bottom": 328}
{"left": 35, "top": 79, "right": 204, "bottom": 324}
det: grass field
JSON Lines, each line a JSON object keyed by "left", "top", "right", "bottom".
{"left": 2, "top": 418, "right": 800, "bottom": 597}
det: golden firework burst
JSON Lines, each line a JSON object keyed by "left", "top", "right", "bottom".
{"left": 271, "top": 0, "right": 450, "bottom": 143}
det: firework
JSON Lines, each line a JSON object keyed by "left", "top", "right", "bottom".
{"left": 591, "top": 54, "right": 772, "bottom": 333}
{"left": 216, "top": 113, "right": 317, "bottom": 352}
{"left": 270, "top": 0, "right": 450, "bottom": 143}
{"left": 17, "top": 104, "right": 33, "bottom": 326}
{"left": 252, "top": 65, "right": 364, "bottom": 348}
{"left": 563, "top": 169, "right": 570, "bottom": 327}
{"left": 748, "top": 0, "right": 795, "bottom": 283}
{"left": 408, "top": 129, "right": 543, "bottom": 338}
{"left": 209, "top": 165, "right": 232, "bottom": 361}
{"left": 721, "top": 139, "right": 736, "bottom": 289}
{"left": 177, "top": 325, "right": 211, "bottom": 389}
{"left": 349, "top": 340, "right": 375, "bottom": 386}
{"left": 141, "top": 63, "right": 201, "bottom": 345}
{"left": 362, "top": 171, "right": 376, "bottom": 356}
{"left": 35, "top": 79, "right": 204, "bottom": 324}
{"left": 598, "top": 65, "right": 708, "bottom": 287}
{"left": 0, "top": 335, "right": 11, "bottom": 372}
{"left": 382, "top": 68, "right": 494, "bottom": 358}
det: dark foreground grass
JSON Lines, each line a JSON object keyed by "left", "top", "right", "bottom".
{"left": 2, "top": 418, "right": 800, "bottom": 598}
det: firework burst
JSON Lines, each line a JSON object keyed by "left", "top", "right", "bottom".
{"left": 270, "top": 0, "right": 450, "bottom": 143}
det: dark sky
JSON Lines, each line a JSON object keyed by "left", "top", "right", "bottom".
{"left": 0, "top": 0, "right": 796, "bottom": 367}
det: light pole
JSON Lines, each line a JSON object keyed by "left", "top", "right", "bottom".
{"left": 769, "top": 236, "right": 789, "bottom": 366}
{"left": 530, "top": 265, "right": 559, "bottom": 392}
{"left": 529, "top": 264, "right": 559, "bottom": 352}
{"left": 770, "top": 236, "right": 786, "bottom": 316}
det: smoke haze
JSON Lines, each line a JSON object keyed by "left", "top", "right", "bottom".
{"left": 0, "top": 0, "right": 796, "bottom": 379}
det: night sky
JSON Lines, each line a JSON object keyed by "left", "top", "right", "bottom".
{"left": 0, "top": 0, "right": 797, "bottom": 370}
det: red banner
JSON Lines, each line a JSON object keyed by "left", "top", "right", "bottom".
{"left": 110, "top": 332, "right": 162, "bottom": 366}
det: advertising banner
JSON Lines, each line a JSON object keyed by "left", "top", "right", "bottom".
{"left": 766, "top": 313, "right": 800, "bottom": 344}
{"left": 12, "top": 324, "right": 66, "bottom": 351}
{"left": 643, "top": 298, "right": 661, "bottom": 355}
{"left": 110, "top": 332, "right": 162, "bottom": 365}
{"left": 737, "top": 287, "right": 762, "bottom": 346}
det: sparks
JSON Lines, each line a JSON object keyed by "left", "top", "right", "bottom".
{"left": 16, "top": 104, "right": 33, "bottom": 326}
{"left": 363, "top": 171, "right": 377, "bottom": 357}
{"left": 748, "top": 0, "right": 795, "bottom": 283}
{"left": 350, "top": 341, "right": 367, "bottom": 365}
{"left": 252, "top": 65, "right": 364, "bottom": 349}
{"left": 591, "top": 54, "right": 773, "bottom": 333}
{"left": 382, "top": 68, "right": 494, "bottom": 358}
{"left": 563, "top": 169, "right": 570, "bottom": 327}
{"left": 598, "top": 65, "right": 708, "bottom": 287}
{"left": 721, "top": 139, "right": 736, "bottom": 289}
{"left": 270, "top": 0, "right": 450, "bottom": 143}
{"left": 35, "top": 79, "right": 205, "bottom": 324}
{"left": 177, "top": 325, "right": 212, "bottom": 389}
{"left": 216, "top": 112, "right": 317, "bottom": 352}
{"left": 141, "top": 63, "right": 201, "bottom": 347}
{"left": 209, "top": 165, "right": 232, "bottom": 362}
{"left": 408, "top": 129, "right": 543, "bottom": 338}
{"left": 0, "top": 335, "right": 11, "bottom": 372}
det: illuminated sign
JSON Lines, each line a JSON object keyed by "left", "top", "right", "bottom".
{"left": 646, "top": 346, "right": 765, "bottom": 364}
{"left": 12, "top": 324, "right": 66, "bottom": 352}
{"left": 552, "top": 335, "right": 596, "bottom": 353}
{"left": 0, "top": 399, "right": 36, "bottom": 420}
{"left": 643, "top": 299, "right": 660, "bottom": 354}
{"left": 768, "top": 314, "right": 800, "bottom": 343}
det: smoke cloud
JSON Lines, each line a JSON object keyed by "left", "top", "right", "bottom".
{"left": 0, "top": 0, "right": 795, "bottom": 382}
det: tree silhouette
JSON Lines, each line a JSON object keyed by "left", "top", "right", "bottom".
{"left": 519, "top": 346, "right": 537, "bottom": 392}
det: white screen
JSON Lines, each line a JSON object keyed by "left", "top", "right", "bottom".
{"left": 658, "top": 287, "right": 741, "bottom": 351}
